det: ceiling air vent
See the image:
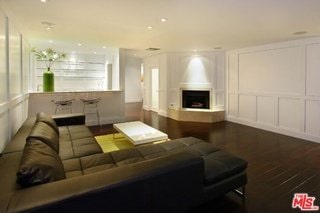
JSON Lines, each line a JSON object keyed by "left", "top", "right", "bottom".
{"left": 146, "top": 48, "right": 160, "bottom": 51}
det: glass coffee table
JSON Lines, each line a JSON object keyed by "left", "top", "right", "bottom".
{"left": 113, "top": 121, "right": 168, "bottom": 146}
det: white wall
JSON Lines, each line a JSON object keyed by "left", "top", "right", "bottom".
{"left": 124, "top": 55, "right": 142, "bottom": 103}
{"left": 227, "top": 37, "right": 320, "bottom": 143}
{"left": 0, "top": 5, "right": 29, "bottom": 152}
{"left": 167, "top": 52, "right": 225, "bottom": 110}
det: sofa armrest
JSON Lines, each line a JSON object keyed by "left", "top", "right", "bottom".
{"left": 52, "top": 113, "right": 85, "bottom": 126}
{"left": 6, "top": 151, "right": 204, "bottom": 213}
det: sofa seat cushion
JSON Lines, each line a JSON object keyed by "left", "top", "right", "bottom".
{"left": 58, "top": 125, "right": 102, "bottom": 160}
{"left": 68, "top": 126, "right": 93, "bottom": 140}
{"left": 62, "top": 158, "right": 83, "bottom": 179}
{"left": 63, "top": 153, "right": 117, "bottom": 178}
{"left": 136, "top": 144, "right": 167, "bottom": 159}
{"left": 80, "top": 153, "right": 117, "bottom": 174}
{"left": 110, "top": 149, "right": 145, "bottom": 166}
{"left": 73, "top": 144, "right": 103, "bottom": 158}
{"left": 72, "top": 137, "right": 97, "bottom": 146}
{"left": 17, "top": 139, "right": 66, "bottom": 187}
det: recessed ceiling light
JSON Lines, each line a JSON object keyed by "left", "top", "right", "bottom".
{"left": 49, "top": 40, "right": 53, "bottom": 43}
{"left": 293, "top": 31, "right": 308, "bottom": 35}
{"left": 193, "top": 49, "right": 197, "bottom": 52}
{"left": 160, "top": 18, "right": 168, "bottom": 22}
{"left": 102, "top": 46, "right": 106, "bottom": 49}
{"left": 40, "top": 0, "right": 48, "bottom": 2}
{"left": 41, "top": 21, "right": 55, "bottom": 30}
{"left": 147, "top": 26, "right": 153, "bottom": 30}
{"left": 94, "top": 52, "right": 97, "bottom": 54}
{"left": 77, "top": 43, "right": 82, "bottom": 46}
{"left": 146, "top": 47, "right": 160, "bottom": 51}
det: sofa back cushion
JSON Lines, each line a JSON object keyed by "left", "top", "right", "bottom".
{"left": 36, "top": 112, "right": 59, "bottom": 135}
{"left": 27, "top": 122, "right": 59, "bottom": 153}
{"left": 17, "top": 138, "right": 66, "bottom": 187}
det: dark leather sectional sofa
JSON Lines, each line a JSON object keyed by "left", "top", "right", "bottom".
{"left": 0, "top": 112, "right": 247, "bottom": 213}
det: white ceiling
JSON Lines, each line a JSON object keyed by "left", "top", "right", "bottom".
{"left": 2, "top": 0, "right": 320, "bottom": 56}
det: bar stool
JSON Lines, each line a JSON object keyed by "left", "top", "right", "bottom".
{"left": 51, "top": 99, "right": 75, "bottom": 114}
{"left": 80, "top": 98, "right": 101, "bottom": 126}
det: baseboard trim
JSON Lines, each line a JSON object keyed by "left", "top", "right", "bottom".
{"left": 227, "top": 116, "right": 320, "bottom": 143}
{"left": 158, "top": 110, "right": 168, "bottom": 117}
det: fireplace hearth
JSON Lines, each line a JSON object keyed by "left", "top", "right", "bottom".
{"left": 182, "top": 90, "right": 210, "bottom": 109}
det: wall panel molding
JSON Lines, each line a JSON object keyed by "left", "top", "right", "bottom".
{"left": 0, "top": 7, "right": 29, "bottom": 152}
{"left": 227, "top": 37, "right": 320, "bottom": 143}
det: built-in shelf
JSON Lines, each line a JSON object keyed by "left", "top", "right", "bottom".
{"left": 34, "top": 53, "right": 110, "bottom": 91}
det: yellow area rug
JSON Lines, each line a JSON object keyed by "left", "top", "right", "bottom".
{"left": 95, "top": 133, "right": 134, "bottom": 153}
{"left": 95, "top": 133, "right": 169, "bottom": 153}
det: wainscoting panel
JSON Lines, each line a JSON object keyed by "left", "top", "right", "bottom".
{"left": 0, "top": 6, "right": 29, "bottom": 153}
{"left": 9, "top": 21, "right": 22, "bottom": 99}
{"left": 227, "top": 37, "right": 320, "bottom": 143}
{"left": 306, "top": 44, "right": 320, "bottom": 96}
{"left": 228, "top": 94, "right": 238, "bottom": 117}
{"left": 239, "top": 94, "right": 256, "bottom": 121}
{"left": 228, "top": 53, "right": 238, "bottom": 92}
{"left": 238, "top": 46, "right": 304, "bottom": 95}
{"left": 0, "top": 12, "right": 6, "bottom": 104}
{"left": 216, "top": 54, "right": 225, "bottom": 91}
{"left": 10, "top": 103, "right": 23, "bottom": 137}
{"left": 279, "top": 98, "right": 302, "bottom": 132}
{"left": 306, "top": 100, "right": 320, "bottom": 136}
{"left": 216, "top": 92, "right": 225, "bottom": 107}
{"left": 257, "top": 96, "right": 275, "bottom": 125}
{"left": 0, "top": 112, "right": 9, "bottom": 152}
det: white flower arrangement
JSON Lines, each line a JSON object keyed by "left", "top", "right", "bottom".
{"left": 31, "top": 48, "right": 66, "bottom": 70}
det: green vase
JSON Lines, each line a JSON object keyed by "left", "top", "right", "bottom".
{"left": 43, "top": 68, "right": 54, "bottom": 92}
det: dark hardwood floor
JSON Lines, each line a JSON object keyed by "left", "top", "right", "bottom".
{"left": 89, "top": 102, "right": 320, "bottom": 213}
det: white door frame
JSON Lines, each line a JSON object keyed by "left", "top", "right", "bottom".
{"left": 150, "top": 67, "right": 159, "bottom": 113}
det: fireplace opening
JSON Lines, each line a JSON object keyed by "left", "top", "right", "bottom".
{"left": 182, "top": 90, "right": 210, "bottom": 109}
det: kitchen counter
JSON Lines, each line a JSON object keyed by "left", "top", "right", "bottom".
{"left": 28, "top": 91, "right": 125, "bottom": 126}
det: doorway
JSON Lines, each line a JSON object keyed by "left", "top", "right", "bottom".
{"left": 151, "top": 68, "right": 159, "bottom": 112}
